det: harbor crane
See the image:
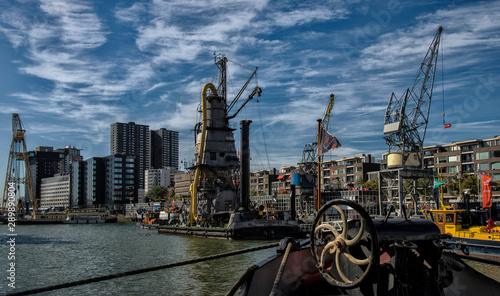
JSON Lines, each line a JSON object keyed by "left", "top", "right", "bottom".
{"left": 383, "top": 27, "right": 443, "bottom": 168}
{"left": 2, "top": 113, "right": 36, "bottom": 214}
{"left": 379, "top": 27, "right": 443, "bottom": 216}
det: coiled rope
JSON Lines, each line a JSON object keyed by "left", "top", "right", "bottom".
{"left": 7, "top": 242, "right": 280, "bottom": 296}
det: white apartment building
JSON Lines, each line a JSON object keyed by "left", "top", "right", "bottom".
{"left": 40, "top": 175, "right": 70, "bottom": 208}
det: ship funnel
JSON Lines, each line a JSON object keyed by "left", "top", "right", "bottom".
{"left": 239, "top": 120, "right": 252, "bottom": 210}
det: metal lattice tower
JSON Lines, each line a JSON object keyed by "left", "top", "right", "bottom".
{"left": 383, "top": 27, "right": 443, "bottom": 169}
{"left": 2, "top": 114, "right": 36, "bottom": 213}
{"left": 379, "top": 27, "right": 443, "bottom": 216}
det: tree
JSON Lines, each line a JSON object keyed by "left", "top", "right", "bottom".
{"left": 355, "top": 177, "right": 365, "bottom": 185}
{"left": 145, "top": 186, "right": 170, "bottom": 202}
{"left": 363, "top": 178, "right": 378, "bottom": 191}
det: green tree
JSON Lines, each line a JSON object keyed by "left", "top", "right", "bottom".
{"left": 355, "top": 177, "right": 365, "bottom": 186}
{"left": 363, "top": 178, "right": 378, "bottom": 191}
{"left": 145, "top": 186, "right": 170, "bottom": 202}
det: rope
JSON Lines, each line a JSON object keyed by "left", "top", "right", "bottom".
{"left": 7, "top": 242, "right": 280, "bottom": 296}
{"left": 269, "top": 242, "right": 293, "bottom": 296}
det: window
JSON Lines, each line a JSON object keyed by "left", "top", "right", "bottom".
{"left": 126, "top": 158, "right": 135, "bottom": 162}
{"left": 114, "top": 174, "right": 122, "bottom": 178}
{"left": 476, "top": 152, "right": 489, "bottom": 160}
{"left": 493, "top": 174, "right": 500, "bottom": 181}
{"left": 448, "top": 166, "right": 457, "bottom": 173}
{"left": 437, "top": 156, "right": 447, "bottom": 163}
{"left": 478, "top": 163, "right": 489, "bottom": 170}
{"left": 115, "top": 162, "right": 122, "bottom": 167}
{"left": 448, "top": 155, "right": 458, "bottom": 162}
{"left": 491, "top": 162, "right": 500, "bottom": 170}
{"left": 491, "top": 151, "right": 500, "bottom": 158}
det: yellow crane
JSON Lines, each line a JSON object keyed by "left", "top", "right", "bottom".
{"left": 2, "top": 114, "right": 36, "bottom": 214}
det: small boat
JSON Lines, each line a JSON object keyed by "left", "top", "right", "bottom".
{"left": 423, "top": 206, "right": 500, "bottom": 264}
{"left": 140, "top": 211, "right": 159, "bottom": 229}
{"left": 228, "top": 199, "right": 500, "bottom": 296}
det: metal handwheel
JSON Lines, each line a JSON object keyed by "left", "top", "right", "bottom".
{"left": 310, "top": 199, "right": 379, "bottom": 288}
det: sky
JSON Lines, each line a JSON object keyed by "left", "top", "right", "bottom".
{"left": 1, "top": 0, "right": 500, "bottom": 195}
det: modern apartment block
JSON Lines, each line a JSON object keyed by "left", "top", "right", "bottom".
{"left": 321, "top": 154, "right": 380, "bottom": 187}
{"left": 421, "top": 136, "right": 500, "bottom": 180}
{"left": 104, "top": 154, "right": 139, "bottom": 209}
{"left": 145, "top": 168, "right": 174, "bottom": 193}
{"left": 250, "top": 168, "right": 280, "bottom": 196}
{"left": 40, "top": 175, "right": 70, "bottom": 208}
{"left": 110, "top": 122, "right": 149, "bottom": 189}
{"left": 150, "top": 128, "right": 179, "bottom": 170}
{"left": 84, "top": 157, "right": 107, "bottom": 208}
{"left": 29, "top": 146, "right": 82, "bottom": 205}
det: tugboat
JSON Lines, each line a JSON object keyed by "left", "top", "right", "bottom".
{"left": 423, "top": 185, "right": 500, "bottom": 264}
{"left": 158, "top": 54, "right": 302, "bottom": 239}
{"left": 140, "top": 211, "right": 160, "bottom": 229}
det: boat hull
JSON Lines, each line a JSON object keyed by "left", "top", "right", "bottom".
{"left": 444, "top": 236, "right": 500, "bottom": 265}
{"left": 231, "top": 240, "right": 500, "bottom": 296}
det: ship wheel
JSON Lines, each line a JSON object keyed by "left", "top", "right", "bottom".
{"left": 310, "top": 199, "right": 379, "bottom": 288}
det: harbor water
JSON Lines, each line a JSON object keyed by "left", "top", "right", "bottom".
{"left": 0, "top": 223, "right": 276, "bottom": 295}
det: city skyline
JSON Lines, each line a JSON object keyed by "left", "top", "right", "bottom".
{"left": 1, "top": 0, "right": 500, "bottom": 196}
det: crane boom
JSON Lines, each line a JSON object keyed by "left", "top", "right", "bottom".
{"left": 2, "top": 114, "right": 37, "bottom": 214}
{"left": 383, "top": 27, "right": 443, "bottom": 168}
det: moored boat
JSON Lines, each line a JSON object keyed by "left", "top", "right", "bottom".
{"left": 64, "top": 209, "right": 117, "bottom": 224}
{"left": 423, "top": 207, "right": 500, "bottom": 264}
{"left": 140, "top": 211, "right": 159, "bottom": 229}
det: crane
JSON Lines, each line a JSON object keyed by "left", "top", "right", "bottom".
{"left": 379, "top": 27, "right": 443, "bottom": 217}
{"left": 383, "top": 27, "right": 443, "bottom": 169}
{"left": 2, "top": 114, "right": 36, "bottom": 214}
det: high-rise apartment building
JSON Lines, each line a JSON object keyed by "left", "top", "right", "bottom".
{"left": 110, "top": 122, "right": 149, "bottom": 189}
{"left": 150, "top": 128, "right": 179, "bottom": 170}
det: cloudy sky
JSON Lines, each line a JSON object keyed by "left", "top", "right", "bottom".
{"left": 1, "top": 0, "right": 499, "bottom": 193}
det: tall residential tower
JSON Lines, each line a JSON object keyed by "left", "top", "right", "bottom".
{"left": 110, "top": 122, "right": 149, "bottom": 189}
{"left": 150, "top": 128, "right": 179, "bottom": 170}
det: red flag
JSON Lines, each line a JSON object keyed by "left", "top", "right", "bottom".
{"left": 362, "top": 186, "right": 369, "bottom": 191}
{"left": 482, "top": 174, "right": 493, "bottom": 208}
{"left": 444, "top": 123, "right": 452, "bottom": 129}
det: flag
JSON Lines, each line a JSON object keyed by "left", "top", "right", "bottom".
{"left": 320, "top": 129, "right": 341, "bottom": 155}
{"left": 444, "top": 123, "right": 452, "bottom": 129}
{"left": 433, "top": 179, "right": 447, "bottom": 189}
{"left": 273, "top": 195, "right": 277, "bottom": 202}
{"left": 482, "top": 174, "right": 493, "bottom": 208}
{"left": 459, "top": 172, "right": 467, "bottom": 180}
{"left": 348, "top": 186, "right": 355, "bottom": 191}
{"left": 362, "top": 186, "right": 369, "bottom": 191}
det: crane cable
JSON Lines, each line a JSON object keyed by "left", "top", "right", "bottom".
{"left": 441, "top": 34, "right": 448, "bottom": 128}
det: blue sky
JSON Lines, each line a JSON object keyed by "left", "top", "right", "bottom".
{"left": 1, "top": 0, "right": 500, "bottom": 194}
